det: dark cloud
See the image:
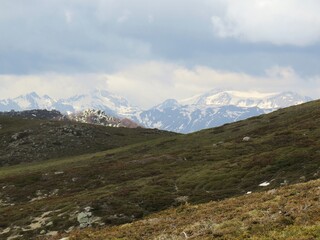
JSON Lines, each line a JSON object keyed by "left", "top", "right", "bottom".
{"left": 0, "top": 0, "right": 319, "bottom": 77}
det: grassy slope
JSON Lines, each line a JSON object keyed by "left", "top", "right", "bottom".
{"left": 68, "top": 178, "right": 320, "bottom": 240}
{"left": 0, "top": 116, "right": 176, "bottom": 166}
{"left": 1, "top": 100, "right": 320, "bottom": 239}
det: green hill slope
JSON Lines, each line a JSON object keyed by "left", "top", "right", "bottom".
{"left": 1, "top": 100, "right": 320, "bottom": 239}
{"left": 0, "top": 116, "right": 176, "bottom": 166}
{"left": 69, "top": 178, "right": 320, "bottom": 240}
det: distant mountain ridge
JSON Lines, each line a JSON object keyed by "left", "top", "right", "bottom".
{"left": 179, "top": 90, "right": 311, "bottom": 109}
{"left": 0, "top": 89, "right": 312, "bottom": 133}
{"left": 137, "top": 104, "right": 265, "bottom": 133}
{"left": 0, "top": 90, "right": 140, "bottom": 117}
{"left": 135, "top": 90, "right": 312, "bottom": 132}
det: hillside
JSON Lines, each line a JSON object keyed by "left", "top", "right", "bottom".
{"left": 0, "top": 100, "right": 320, "bottom": 239}
{"left": 0, "top": 114, "right": 175, "bottom": 166}
{"left": 68, "top": 178, "right": 320, "bottom": 240}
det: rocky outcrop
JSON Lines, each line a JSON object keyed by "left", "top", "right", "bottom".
{"left": 67, "top": 109, "right": 140, "bottom": 128}
{"left": 77, "top": 208, "right": 93, "bottom": 228}
{"left": 77, "top": 207, "right": 102, "bottom": 228}
{"left": 0, "top": 109, "right": 66, "bottom": 120}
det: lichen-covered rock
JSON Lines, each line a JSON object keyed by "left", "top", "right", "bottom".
{"left": 11, "top": 130, "right": 32, "bottom": 141}
{"left": 77, "top": 208, "right": 93, "bottom": 228}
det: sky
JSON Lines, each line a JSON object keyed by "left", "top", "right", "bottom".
{"left": 1, "top": 0, "right": 320, "bottom": 108}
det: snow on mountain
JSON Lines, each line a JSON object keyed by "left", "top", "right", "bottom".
{"left": 139, "top": 102, "right": 264, "bottom": 133}
{"left": 136, "top": 89, "right": 312, "bottom": 133}
{"left": 154, "top": 99, "right": 181, "bottom": 111}
{"left": 0, "top": 92, "right": 56, "bottom": 111}
{"left": 0, "top": 89, "right": 313, "bottom": 133}
{"left": 0, "top": 90, "right": 141, "bottom": 118}
{"left": 58, "top": 89, "right": 141, "bottom": 117}
{"left": 180, "top": 90, "right": 312, "bottom": 110}
{"left": 0, "top": 99, "right": 22, "bottom": 112}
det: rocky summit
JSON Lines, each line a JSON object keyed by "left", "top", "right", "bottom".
{"left": 67, "top": 109, "right": 140, "bottom": 129}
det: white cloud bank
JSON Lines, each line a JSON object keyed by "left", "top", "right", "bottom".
{"left": 212, "top": 0, "right": 320, "bottom": 46}
{"left": 0, "top": 62, "right": 319, "bottom": 108}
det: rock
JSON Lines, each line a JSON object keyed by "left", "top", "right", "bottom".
{"left": 72, "top": 177, "right": 78, "bottom": 182}
{"left": 36, "top": 190, "right": 43, "bottom": 196}
{"left": 105, "top": 214, "right": 132, "bottom": 224}
{"left": 50, "top": 189, "right": 59, "bottom": 196}
{"left": 46, "top": 221, "right": 53, "bottom": 227}
{"left": 84, "top": 206, "right": 92, "bottom": 212}
{"left": 46, "top": 231, "right": 58, "bottom": 237}
{"left": 77, "top": 210, "right": 93, "bottom": 228}
{"left": 0, "top": 227, "right": 11, "bottom": 235}
{"left": 175, "top": 196, "right": 189, "bottom": 204}
{"left": 243, "top": 136, "right": 251, "bottom": 142}
{"left": 65, "top": 226, "right": 74, "bottom": 233}
{"left": 76, "top": 207, "right": 103, "bottom": 228}
{"left": 11, "top": 131, "right": 30, "bottom": 141}
{"left": 267, "top": 189, "right": 277, "bottom": 195}
{"left": 213, "top": 141, "right": 224, "bottom": 147}
{"left": 40, "top": 230, "right": 46, "bottom": 235}
{"left": 0, "top": 109, "right": 65, "bottom": 120}
{"left": 7, "top": 234, "right": 23, "bottom": 240}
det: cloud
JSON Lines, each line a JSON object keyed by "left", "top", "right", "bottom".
{"left": 117, "top": 10, "right": 131, "bottom": 23}
{"left": 0, "top": 73, "right": 109, "bottom": 99}
{"left": 64, "top": 10, "right": 74, "bottom": 25}
{"left": 97, "top": 63, "right": 320, "bottom": 107}
{"left": 2, "top": 62, "right": 317, "bottom": 108}
{"left": 211, "top": 0, "right": 320, "bottom": 46}
{"left": 0, "top": 0, "right": 319, "bottom": 76}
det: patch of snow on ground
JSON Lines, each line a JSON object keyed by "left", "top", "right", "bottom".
{"left": 259, "top": 181, "right": 270, "bottom": 187}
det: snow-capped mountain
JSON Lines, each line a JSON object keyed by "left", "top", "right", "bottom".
{"left": 0, "top": 90, "right": 141, "bottom": 117}
{"left": 140, "top": 90, "right": 312, "bottom": 133}
{"left": 0, "top": 89, "right": 313, "bottom": 133}
{"left": 180, "top": 90, "right": 312, "bottom": 110}
{"left": 58, "top": 90, "right": 141, "bottom": 117}
{"left": 138, "top": 101, "right": 265, "bottom": 133}
{"left": 0, "top": 92, "right": 56, "bottom": 111}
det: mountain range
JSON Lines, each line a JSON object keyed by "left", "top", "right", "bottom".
{"left": 0, "top": 89, "right": 312, "bottom": 133}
